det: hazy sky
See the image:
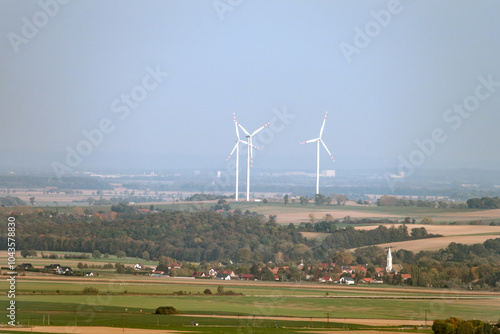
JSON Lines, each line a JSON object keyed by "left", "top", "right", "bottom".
{"left": 1, "top": 0, "right": 500, "bottom": 175}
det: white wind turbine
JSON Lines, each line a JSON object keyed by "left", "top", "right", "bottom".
{"left": 226, "top": 113, "right": 250, "bottom": 201}
{"left": 235, "top": 117, "right": 270, "bottom": 201}
{"left": 300, "top": 111, "right": 335, "bottom": 195}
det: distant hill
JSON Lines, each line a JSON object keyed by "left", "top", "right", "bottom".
{"left": 0, "top": 175, "right": 112, "bottom": 190}
{"left": 0, "top": 196, "right": 25, "bottom": 207}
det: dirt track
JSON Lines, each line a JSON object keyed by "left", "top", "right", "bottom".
{"left": 176, "top": 314, "right": 429, "bottom": 326}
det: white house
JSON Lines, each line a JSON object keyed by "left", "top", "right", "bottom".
{"left": 216, "top": 273, "right": 231, "bottom": 280}
{"left": 134, "top": 263, "right": 145, "bottom": 270}
{"left": 340, "top": 276, "right": 355, "bottom": 285}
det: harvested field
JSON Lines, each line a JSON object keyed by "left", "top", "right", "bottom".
{"left": 355, "top": 224, "right": 500, "bottom": 236}
{"left": 356, "top": 235, "right": 500, "bottom": 252}
{"left": 435, "top": 208, "right": 500, "bottom": 221}
{"left": 350, "top": 223, "right": 500, "bottom": 252}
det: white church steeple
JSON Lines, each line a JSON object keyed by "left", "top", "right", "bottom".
{"left": 386, "top": 247, "right": 393, "bottom": 273}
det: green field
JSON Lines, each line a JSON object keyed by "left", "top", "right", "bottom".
{"left": 1, "top": 274, "right": 498, "bottom": 333}
{"left": 4, "top": 293, "right": 497, "bottom": 320}
{"left": 2, "top": 278, "right": 473, "bottom": 298}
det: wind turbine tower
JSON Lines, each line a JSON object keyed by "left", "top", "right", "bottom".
{"left": 300, "top": 111, "right": 335, "bottom": 195}
{"left": 235, "top": 118, "right": 270, "bottom": 201}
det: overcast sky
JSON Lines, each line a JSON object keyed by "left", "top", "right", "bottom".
{"left": 1, "top": 0, "right": 499, "bottom": 175}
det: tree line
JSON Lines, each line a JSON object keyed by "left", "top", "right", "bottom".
{"left": 467, "top": 196, "right": 500, "bottom": 209}
{"left": 376, "top": 195, "right": 467, "bottom": 209}
{"left": 2, "top": 210, "right": 438, "bottom": 265}
{"left": 321, "top": 224, "right": 440, "bottom": 250}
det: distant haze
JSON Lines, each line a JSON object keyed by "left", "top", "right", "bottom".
{"left": 1, "top": 1, "right": 500, "bottom": 175}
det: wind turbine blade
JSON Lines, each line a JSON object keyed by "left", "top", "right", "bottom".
{"left": 320, "top": 139, "right": 335, "bottom": 162}
{"left": 240, "top": 140, "right": 248, "bottom": 145}
{"left": 300, "top": 138, "right": 319, "bottom": 144}
{"left": 233, "top": 114, "right": 241, "bottom": 140}
{"left": 226, "top": 142, "right": 239, "bottom": 161}
{"left": 238, "top": 123, "right": 250, "bottom": 136}
{"left": 251, "top": 122, "right": 270, "bottom": 136}
{"left": 319, "top": 111, "right": 328, "bottom": 138}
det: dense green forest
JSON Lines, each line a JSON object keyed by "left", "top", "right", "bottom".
{"left": 1, "top": 210, "right": 436, "bottom": 263}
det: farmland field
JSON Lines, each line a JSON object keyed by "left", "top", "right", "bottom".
{"left": 1, "top": 272, "right": 499, "bottom": 333}
{"left": 2, "top": 202, "right": 500, "bottom": 333}
{"left": 347, "top": 223, "right": 500, "bottom": 252}
{"left": 225, "top": 202, "right": 500, "bottom": 225}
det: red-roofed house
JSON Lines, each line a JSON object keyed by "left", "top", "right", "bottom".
{"left": 193, "top": 272, "right": 206, "bottom": 278}
{"left": 319, "top": 276, "right": 332, "bottom": 283}
{"left": 341, "top": 266, "right": 354, "bottom": 274}
{"left": 222, "top": 270, "right": 238, "bottom": 278}
{"left": 351, "top": 265, "right": 367, "bottom": 274}
{"left": 240, "top": 274, "right": 254, "bottom": 280}
{"left": 168, "top": 262, "right": 182, "bottom": 269}
{"left": 401, "top": 274, "right": 412, "bottom": 280}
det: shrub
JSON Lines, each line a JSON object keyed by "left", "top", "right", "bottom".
{"left": 203, "top": 288, "right": 212, "bottom": 294}
{"left": 154, "top": 306, "right": 178, "bottom": 315}
{"left": 82, "top": 287, "right": 98, "bottom": 295}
